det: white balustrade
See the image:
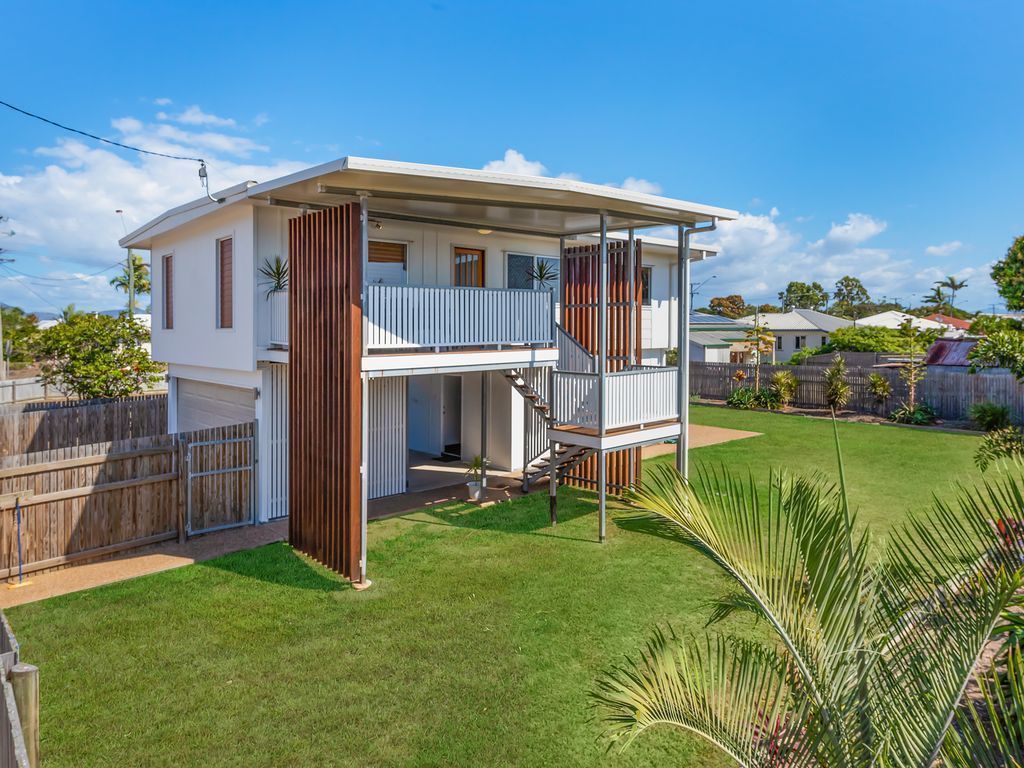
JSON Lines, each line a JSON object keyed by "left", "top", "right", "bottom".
{"left": 552, "top": 366, "right": 678, "bottom": 431}
{"left": 269, "top": 291, "right": 288, "bottom": 347}
{"left": 366, "top": 284, "right": 554, "bottom": 350}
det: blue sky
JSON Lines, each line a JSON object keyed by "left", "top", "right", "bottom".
{"left": 1, "top": 0, "right": 1022, "bottom": 313}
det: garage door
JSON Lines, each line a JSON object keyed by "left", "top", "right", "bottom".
{"left": 176, "top": 378, "right": 256, "bottom": 433}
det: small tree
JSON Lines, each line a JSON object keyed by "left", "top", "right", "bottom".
{"left": 991, "top": 235, "right": 1024, "bottom": 310}
{"left": 0, "top": 305, "right": 40, "bottom": 364}
{"left": 867, "top": 372, "right": 893, "bottom": 414}
{"left": 708, "top": 294, "right": 750, "bottom": 319}
{"left": 742, "top": 321, "right": 775, "bottom": 392}
{"left": 968, "top": 330, "right": 1024, "bottom": 380}
{"left": 936, "top": 276, "right": 967, "bottom": 314}
{"left": 35, "top": 313, "right": 162, "bottom": 399}
{"left": 778, "top": 280, "right": 829, "bottom": 311}
{"left": 898, "top": 319, "right": 928, "bottom": 410}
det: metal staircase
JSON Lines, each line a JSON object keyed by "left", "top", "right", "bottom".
{"left": 503, "top": 369, "right": 592, "bottom": 492}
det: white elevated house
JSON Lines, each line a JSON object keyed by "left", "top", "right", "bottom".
{"left": 737, "top": 308, "right": 853, "bottom": 362}
{"left": 120, "top": 156, "right": 735, "bottom": 583}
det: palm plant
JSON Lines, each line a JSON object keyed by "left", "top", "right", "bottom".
{"left": 594, "top": 437, "right": 1024, "bottom": 766}
{"left": 937, "top": 276, "right": 968, "bottom": 314}
{"left": 925, "top": 285, "right": 949, "bottom": 313}
{"left": 258, "top": 256, "right": 289, "bottom": 299}
{"left": 109, "top": 251, "right": 151, "bottom": 311}
{"left": 527, "top": 259, "right": 559, "bottom": 290}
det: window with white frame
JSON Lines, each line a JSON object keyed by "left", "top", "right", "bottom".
{"left": 506, "top": 253, "right": 559, "bottom": 290}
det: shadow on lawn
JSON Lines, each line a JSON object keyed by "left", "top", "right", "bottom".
{"left": 198, "top": 542, "right": 351, "bottom": 593}
{"left": 613, "top": 511, "right": 690, "bottom": 545}
{"left": 404, "top": 487, "right": 601, "bottom": 543}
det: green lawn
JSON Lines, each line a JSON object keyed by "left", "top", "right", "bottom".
{"left": 7, "top": 406, "right": 986, "bottom": 767}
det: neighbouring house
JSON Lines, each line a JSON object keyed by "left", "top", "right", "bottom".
{"left": 119, "top": 156, "right": 736, "bottom": 583}
{"left": 923, "top": 312, "right": 972, "bottom": 336}
{"left": 736, "top": 308, "right": 852, "bottom": 363}
{"left": 688, "top": 312, "right": 748, "bottom": 363}
{"left": 856, "top": 310, "right": 950, "bottom": 335}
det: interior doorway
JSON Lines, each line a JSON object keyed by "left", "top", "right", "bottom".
{"left": 442, "top": 375, "right": 462, "bottom": 459}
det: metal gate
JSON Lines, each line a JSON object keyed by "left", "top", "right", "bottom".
{"left": 185, "top": 422, "right": 257, "bottom": 536}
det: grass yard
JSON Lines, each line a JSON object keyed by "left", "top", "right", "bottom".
{"left": 8, "top": 406, "right": 987, "bottom": 767}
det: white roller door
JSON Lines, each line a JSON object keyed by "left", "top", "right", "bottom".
{"left": 176, "top": 378, "right": 256, "bottom": 433}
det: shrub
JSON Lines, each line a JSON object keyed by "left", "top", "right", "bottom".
{"left": 866, "top": 373, "right": 893, "bottom": 405}
{"left": 975, "top": 426, "right": 1024, "bottom": 471}
{"left": 754, "top": 386, "right": 782, "bottom": 410}
{"left": 824, "top": 354, "right": 851, "bottom": 412}
{"left": 970, "top": 401, "right": 1012, "bottom": 432}
{"left": 889, "top": 402, "right": 938, "bottom": 426}
{"left": 771, "top": 370, "right": 798, "bottom": 407}
{"left": 726, "top": 386, "right": 758, "bottom": 410}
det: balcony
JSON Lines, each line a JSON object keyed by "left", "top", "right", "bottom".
{"left": 365, "top": 284, "right": 554, "bottom": 351}
{"left": 552, "top": 366, "right": 678, "bottom": 432}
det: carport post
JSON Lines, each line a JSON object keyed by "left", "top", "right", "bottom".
{"left": 677, "top": 224, "right": 690, "bottom": 479}
{"left": 480, "top": 371, "right": 488, "bottom": 489}
{"left": 598, "top": 450, "right": 607, "bottom": 543}
{"left": 358, "top": 195, "right": 370, "bottom": 587}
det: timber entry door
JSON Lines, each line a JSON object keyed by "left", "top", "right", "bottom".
{"left": 453, "top": 247, "right": 485, "bottom": 286}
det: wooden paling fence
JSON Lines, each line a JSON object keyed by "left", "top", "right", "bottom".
{"left": 0, "top": 614, "right": 33, "bottom": 768}
{"left": 691, "top": 361, "right": 1024, "bottom": 421}
{"left": 0, "top": 395, "right": 168, "bottom": 456}
{"left": 0, "top": 421, "right": 255, "bottom": 580}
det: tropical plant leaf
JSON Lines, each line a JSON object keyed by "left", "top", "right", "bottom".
{"left": 593, "top": 629, "right": 815, "bottom": 767}
{"left": 941, "top": 645, "right": 1024, "bottom": 767}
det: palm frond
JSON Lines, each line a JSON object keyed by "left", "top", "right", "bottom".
{"left": 941, "top": 645, "right": 1024, "bottom": 767}
{"left": 593, "top": 629, "right": 814, "bottom": 766}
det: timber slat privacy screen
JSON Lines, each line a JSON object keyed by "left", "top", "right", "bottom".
{"left": 288, "top": 204, "right": 363, "bottom": 580}
{"left": 562, "top": 240, "right": 644, "bottom": 490}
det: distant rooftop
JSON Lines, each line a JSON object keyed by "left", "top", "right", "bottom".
{"left": 737, "top": 308, "right": 852, "bottom": 333}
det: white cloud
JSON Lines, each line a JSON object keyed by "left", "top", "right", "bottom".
{"left": 252, "top": 113, "right": 270, "bottom": 127}
{"left": 809, "top": 213, "right": 887, "bottom": 256}
{"left": 161, "top": 105, "right": 237, "bottom": 128}
{"left": 0, "top": 112, "right": 305, "bottom": 311}
{"left": 697, "top": 208, "right": 998, "bottom": 310}
{"left": 482, "top": 149, "right": 547, "bottom": 176}
{"left": 620, "top": 177, "right": 662, "bottom": 195}
{"left": 153, "top": 97, "right": 172, "bottom": 106}
{"left": 925, "top": 240, "right": 963, "bottom": 257}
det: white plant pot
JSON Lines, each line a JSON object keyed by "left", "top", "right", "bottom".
{"left": 467, "top": 481, "right": 484, "bottom": 502}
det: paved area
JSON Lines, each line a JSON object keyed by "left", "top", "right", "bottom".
{"left": 1, "top": 424, "right": 758, "bottom": 608}
{"left": 1, "top": 521, "right": 287, "bottom": 609}
{"left": 641, "top": 424, "right": 761, "bottom": 458}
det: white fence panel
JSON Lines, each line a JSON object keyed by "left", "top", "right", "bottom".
{"left": 605, "top": 368, "right": 678, "bottom": 429}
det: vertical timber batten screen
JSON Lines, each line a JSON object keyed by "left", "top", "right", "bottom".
{"left": 562, "top": 240, "right": 643, "bottom": 491}
{"left": 288, "top": 204, "right": 363, "bottom": 580}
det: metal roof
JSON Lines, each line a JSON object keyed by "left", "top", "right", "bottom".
{"left": 923, "top": 338, "right": 977, "bottom": 366}
{"left": 121, "top": 156, "right": 737, "bottom": 249}
{"left": 737, "top": 308, "right": 852, "bottom": 333}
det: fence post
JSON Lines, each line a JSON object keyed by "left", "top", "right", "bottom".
{"left": 176, "top": 434, "right": 186, "bottom": 544}
{"left": 10, "top": 663, "right": 38, "bottom": 768}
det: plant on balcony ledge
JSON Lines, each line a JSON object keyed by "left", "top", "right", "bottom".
{"left": 259, "top": 256, "right": 289, "bottom": 299}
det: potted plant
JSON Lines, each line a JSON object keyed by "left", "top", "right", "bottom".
{"left": 260, "top": 257, "right": 289, "bottom": 346}
{"left": 465, "top": 455, "right": 488, "bottom": 502}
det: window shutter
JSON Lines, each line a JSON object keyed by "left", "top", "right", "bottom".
{"left": 368, "top": 241, "right": 406, "bottom": 264}
{"left": 219, "top": 238, "right": 233, "bottom": 329}
{"left": 163, "top": 254, "right": 174, "bottom": 329}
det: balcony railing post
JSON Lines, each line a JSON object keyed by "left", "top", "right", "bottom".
{"left": 598, "top": 213, "right": 608, "bottom": 436}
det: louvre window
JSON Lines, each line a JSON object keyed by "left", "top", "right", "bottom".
{"left": 217, "top": 238, "right": 233, "bottom": 329}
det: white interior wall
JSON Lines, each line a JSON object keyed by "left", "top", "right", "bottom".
{"left": 460, "top": 372, "right": 515, "bottom": 471}
{"left": 407, "top": 375, "right": 442, "bottom": 455}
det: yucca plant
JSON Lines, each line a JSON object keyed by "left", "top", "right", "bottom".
{"left": 594, "top": 424, "right": 1024, "bottom": 766}
{"left": 258, "top": 256, "right": 289, "bottom": 299}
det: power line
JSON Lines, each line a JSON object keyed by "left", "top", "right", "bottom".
{"left": 0, "top": 99, "right": 206, "bottom": 164}
{"left": 1, "top": 261, "right": 123, "bottom": 282}
{"left": 0, "top": 265, "right": 64, "bottom": 313}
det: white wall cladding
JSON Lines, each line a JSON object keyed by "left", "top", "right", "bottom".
{"left": 369, "top": 377, "right": 408, "bottom": 499}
